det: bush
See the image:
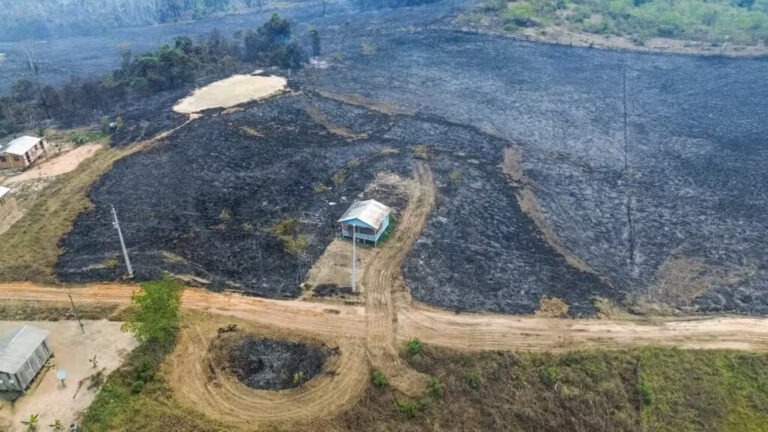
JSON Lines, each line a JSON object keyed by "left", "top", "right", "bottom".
{"left": 467, "top": 371, "right": 482, "bottom": 389}
{"left": 394, "top": 398, "right": 419, "bottom": 419}
{"left": 121, "top": 276, "right": 184, "bottom": 345}
{"left": 505, "top": 2, "right": 536, "bottom": 27}
{"left": 406, "top": 338, "right": 424, "bottom": 357}
{"left": 427, "top": 377, "right": 444, "bottom": 397}
{"left": 372, "top": 370, "right": 389, "bottom": 387}
{"left": 637, "top": 381, "right": 653, "bottom": 406}
{"left": 313, "top": 183, "right": 329, "bottom": 194}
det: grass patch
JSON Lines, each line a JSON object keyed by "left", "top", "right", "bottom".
{"left": 337, "top": 346, "right": 768, "bottom": 431}
{"left": 465, "top": 0, "right": 768, "bottom": 46}
{"left": 637, "top": 347, "right": 768, "bottom": 432}
{"left": 0, "top": 142, "right": 135, "bottom": 283}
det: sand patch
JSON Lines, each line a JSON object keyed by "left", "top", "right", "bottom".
{"left": 173, "top": 74, "right": 287, "bottom": 114}
{"left": 6, "top": 143, "right": 102, "bottom": 184}
{"left": 0, "top": 320, "right": 137, "bottom": 431}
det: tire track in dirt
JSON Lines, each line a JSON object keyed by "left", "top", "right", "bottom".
{"left": 362, "top": 162, "right": 436, "bottom": 396}
{"left": 4, "top": 283, "right": 768, "bottom": 353}
{"left": 164, "top": 314, "right": 369, "bottom": 428}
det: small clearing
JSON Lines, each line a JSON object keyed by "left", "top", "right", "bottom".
{"left": 173, "top": 73, "right": 287, "bottom": 114}
{"left": 0, "top": 320, "right": 137, "bottom": 431}
{"left": 6, "top": 143, "right": 102, "bottom": 184}
{"left": 305, "top": 239, "right": 373, "bottom": 300}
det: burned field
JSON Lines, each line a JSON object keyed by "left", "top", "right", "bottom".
{"left": 51, "top": 9, "right": 768, "bottom": 316}
{"left": 298, "top": 27, "right": 768, "bottom": 315}
{"left": 211, "top": 332, "right": 329, "bottom": 390}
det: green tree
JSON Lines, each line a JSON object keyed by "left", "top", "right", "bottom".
{"left": 122, "top": 277, "right": 184, "bottom": 345}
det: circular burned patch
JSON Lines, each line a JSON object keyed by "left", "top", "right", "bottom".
{"left": 213, "top": 333, "right": 327, "bottom": 390}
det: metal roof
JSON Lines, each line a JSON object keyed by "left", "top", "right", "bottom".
{"left": 337, "top": 199, "right": 391, "bottom": 231}
{"left": 1, "top": 136, "right": 42, "bottom": 156}
{"left": 0, "top": 186, "right": 9, "bottom": 200}
{"left": 0, "top": 326, "right": 50, "bottom": 374}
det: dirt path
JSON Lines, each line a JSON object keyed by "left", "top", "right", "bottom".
{"left": 362, "top": 162, "right": 435, "bottom": 396}
{"left": 5, "top": 143, "right": 102, "bottom": 184}
{"left": 2, "top": 283, "right": 768, "bottom": 352}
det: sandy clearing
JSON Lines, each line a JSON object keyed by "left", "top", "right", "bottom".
{"left": 304, "top": 238, "right": 373, "bottom": 300}
{"left": 6, "top": 143, "right": 102, "bottom": 184}
{"left": 173, "top": 74, "right": 287, "bottom": 114}
{"left": 0, "top": 320, "right": 137, "bottom": 431}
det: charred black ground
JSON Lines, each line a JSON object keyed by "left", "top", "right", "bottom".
{"left": 213, "top": 332, "right": 328, "bottom": 390}
{"left": 51, "top": 0, "right": 768, "bottom": 316}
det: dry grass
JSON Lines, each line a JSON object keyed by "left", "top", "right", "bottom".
{"left": 630, "top": 255, "right": 758, "bottom": 314}
{"left": 316, "top": 90, "right": 415, "bottom": 116}
{"left": 305, "top": 104, "right": 368, "bottom": 140}
{"left": 0, "top": 300, "right": 124, "bottom": 321}
{"left": 535, "top": 296, "right": 569, "bottom": 318}
{"left": 0, "top": 143, "right": 133, "bottom": 283}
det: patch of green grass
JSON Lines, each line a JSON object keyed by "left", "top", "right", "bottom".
{"left": 466, "top": 0, "right": 768, "bottom": 46}
{"left": 637, "top": 347, "right": 768, "bottom": 432}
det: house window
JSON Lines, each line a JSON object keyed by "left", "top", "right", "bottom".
{"left": 0, "top": 156, "right": 5, "bottom": 162}
{"left": 13, "top": 155, "right": 20, "bottom": 161}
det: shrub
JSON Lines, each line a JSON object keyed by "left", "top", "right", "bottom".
{"left": 394, "top": 398, "right": 419, "bottom": 419}
{"left": 122, "top": 276, "right": 184, "bottom": 345}
{"left": 637, "top": 381, "right": 653, "bottom": 406}
{"left": 372, "top": 370, "right": 389, "bottom": 387}
{"left": 406, "top": 338, "right": 424, "bottom": 357}
{"left": 412, "top": 144, "right": 429, "bottom": 159}
{"left": 313, "top": 183, "right": 329, "bottom": 193}
{"left": 427, "top": 377, "right": 444, "bottom": 397}
{"left": 467, "top": 371, "right": 482, "bottom": 389}
{"left": 539, "top": 365, "right": 559, "bottom": 388}
{"left": 362, "top": 40, "right": 377, "bottom": 55}
{"left": 505, "top": 2, "right": 536, "bottom": 27}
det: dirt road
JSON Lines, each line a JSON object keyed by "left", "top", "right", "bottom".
{"left": 362, "top": 162, "right": 435, "bottom": 396}
{"left": 3, "top": 163, "right": 768, "bottom": 427}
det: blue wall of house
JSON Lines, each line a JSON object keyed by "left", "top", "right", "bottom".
{"left": 341, "top": 215, "right": 390, "bottom": 243}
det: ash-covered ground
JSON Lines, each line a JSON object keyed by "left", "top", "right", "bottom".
{"left": 217, "top": 333, "right": 328, "bottom": 390}
{"left": 52, "top": 0, "right": 768, "bottom": 315}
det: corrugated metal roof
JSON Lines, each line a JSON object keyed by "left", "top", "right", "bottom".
{"left": 337, "top": 199, "right": 391, "bottom": 231}
{"left": 1, "top": 136, "right": 42, "bottom": 156}
{"left": 0, "top": 186, "right": 9, "bottom": 200}
{"left": 0, "top": 326, "right": 50, "bottom": 374}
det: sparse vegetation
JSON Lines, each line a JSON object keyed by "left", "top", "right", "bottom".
{"left": 340, "top": 346, "right": 768, "bottom": 431}
{"left": 270, "top": 217, "right": 310, "bottom": 257}
{"left": 313, "top": 183, "right": 330, "bottom": 194}
{"left": 411, "top": 144, "right": 429, "bottom": 159}
{"left": 372, "top": 370, "right": 390, "bottom": 387}
{"left": 468, "top": 0, "right": 768, "bottom": 46}
{"left": 393, "top": 398, "right": 419, "bottom": 419}
{"left": 406, "top": 337, "right": 424, "bottom": 357}
{"left": 427, "top": 377, "right": 444, "bottom": 397}
{"left": 362, "top": 40, "right": 377, "bottom": 55}
{"left": 466, "top": 371, "right": 482, "bottom": 389}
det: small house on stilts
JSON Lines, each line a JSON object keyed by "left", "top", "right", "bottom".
{"left": 337, "top": 199, "right": 391, "bottom": 246}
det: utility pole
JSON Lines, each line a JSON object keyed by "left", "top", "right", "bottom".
{"left": 111, "top": 205, "right": 134, "bottom": 279}
{"left": 68, "top": 293, "right": 85, "bottom": 335}
{"left": 352, "top": 226, "right": 356, "bottom": 293}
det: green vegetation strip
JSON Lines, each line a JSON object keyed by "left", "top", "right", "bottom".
{"left": 469, "top": 0, "right": 768, "bottom": 46}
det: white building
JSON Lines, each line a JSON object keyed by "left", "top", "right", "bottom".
{"left": 337, "top": 199, "right": 392, "bottom": 244}
{"left": 0, "top": 135, "right": 50, "bottom": 170}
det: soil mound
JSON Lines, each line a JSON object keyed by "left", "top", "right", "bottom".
{"left": 214, "top": 333, "right": 327, "bottom": 390}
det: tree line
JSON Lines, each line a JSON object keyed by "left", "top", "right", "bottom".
{"left": 0, "top": 13, "right": 310, "bottom": 137}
